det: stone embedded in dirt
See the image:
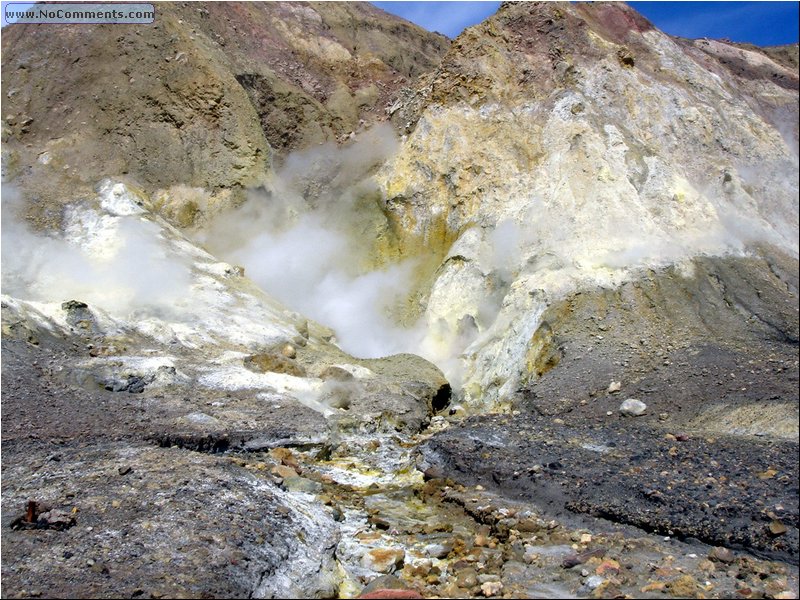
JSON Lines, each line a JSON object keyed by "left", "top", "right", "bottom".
{"left": 270, "top": 464, "right": 298, "bottom": 479}
{"left": 596, "top": 558, "right": 621, "bottom": 575}
{"left": 243, "top": 352, "right": 306, "bottom": 377}
{"left": 619, "top": 398, "right": 647, "bottom": 416}
{"left": 607, "top": 381, "right": 622, "bottom": 393}
{"left": 562, "top": 547, "right": 606, "bottom": 568}
{"left": 708, "top": 546, "right": 736, "bottom": 563}
{"left": 480, "top": 581, "right": 503, "bottom": 597}
{"left": 769, "top": 520, "right": 788, "bottom": 536}
{"left": 270, "top": 447, "right": 300, "bottom": 469}
{"left": 280, "top": 343, "right": 297, "bottom": 359}
{"left": 585, "top": 575, "right": 605, "bottom": 590}
{"left": 361, "top": 575, "right": 410, "bottom": 595}
{"left": 357, "top": 591, "right": 423, "bottom": 600}
{"left": 361, "top": 548, "right": 406, "bottom": 574}
{"left": 281, "top": 476, "right": 322, "bottom": 494}
{"left": 424, "top": 541, "right": 453, "bottom": 559}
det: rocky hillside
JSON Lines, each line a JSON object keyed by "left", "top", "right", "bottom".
{"left": 374, "top": 1, "right": 799, "bottom": 408}
{"left": 1, "top": 1, "right": 448, "bottom": 227}
{"left": 2, "top": 2, "right": 799, "bottom": 598}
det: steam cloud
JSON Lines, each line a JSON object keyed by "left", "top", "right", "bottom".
{"left": 1, "top": 186, "right": 193, "bottom": 318}
{"left": 199, "top": 124, "right": 426, "bottom": 359}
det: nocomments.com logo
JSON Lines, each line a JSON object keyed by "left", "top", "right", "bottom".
{"left": 3, "top": 2, "right": 155, "bottom": 25}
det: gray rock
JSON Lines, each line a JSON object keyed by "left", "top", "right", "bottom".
{"left": 282, "top": 476, "right": 323, "bottom": 494}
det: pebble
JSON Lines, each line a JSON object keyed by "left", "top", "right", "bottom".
{"left": 619, "top": 398, "right": 647, "bottom": 416}
{"left": 271, "top": 464, "right": 298, "bottom": 479}
{"left": 480, "top": 581, "right": 503, "bottom": 597}
{"left": 607, "top": 381, "right": 622, "bottom": 393}
{"left": 455, "top": 568, "right": 478, "bottom": 588}
{"left": 361, "top": 575, "right": 410, "bottom": 594}
{"left": 709, "top": 547, "right": 735, "bottom": 563}
{"left": 424, "top": 542, "right": 453, "bottom": 559}
{"left": 362, "top": 548, "right": 405, "bottom": 574}
{"left": 770, "top": 520, "right": 788, "bottom": 535}
{"left": 357, "top": 591, "right": 422, "bottom": 600}
{"left": 585, "top": 575, "right": 605, "bottom": 590}
{"left": 281, "top": 476, "right": 322, "bottom": 494}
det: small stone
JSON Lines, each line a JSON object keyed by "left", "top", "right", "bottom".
{"left": 270, "top": 464, "right": 297, "bottom": 479}
{"left": 607, "top": 381, "right": 622, "bottom": 393}
{"left": 281, "top": 476, "right": 322, "bottom": 494}
{"left": 769, "top": 520, "right": 788, "bottom": 536}
{"left": 361, "top": 574, "right": 410, "bottom": 594}
{"left": 455, "top": 568, "right": 478, "bottom": 588}
{"left": 619, "top": 398, "right": 647, "bottom": 416}
{"left": 667, "top": 574, "right": 700, "bottom": 597}
{"left": 117, "top": 466, "right": 132, "bottom": 476}
{"left": 424, "top": 542, "right": 453, "bottom": 559}
{"left": 585, "top": 575, "right": 605, "bottom": 590}
{"left": 480, "top": 581, "right": 503, "bottom": 597}
{"left": 243, "top": 352, "right": 306, "bottom": 377}
{"left": 708, "top": 547, "right": 735, "bottom": 563}
{"left": 580, "top": 533, "right": 592, "bottom": 544}
{"left": 361, "top": 548, "right": 405, "bottom": 574}
{"left": 280, "top": 343, "right": 297, "bottom": 359}
{"left": 595, "top": 559, "right": 620, "bottom": 575}
{"left": 641, "top": 581, "right": 666, "bottom": 592}
{"left": 357, "top": 591, "right": 422, "bottom": 600}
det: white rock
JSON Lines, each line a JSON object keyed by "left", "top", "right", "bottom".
{"left": 585, "top": 575, "right": 605, "bottom": 590}
{"left": 619, "top": 398, "right": 647, "bottom": 416}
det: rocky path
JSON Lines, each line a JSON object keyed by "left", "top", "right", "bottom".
{"left": 2, "top": 307, "right": 798, "bottom": 599}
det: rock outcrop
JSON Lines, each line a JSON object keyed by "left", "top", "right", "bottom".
{"left": 1, "top": 1, "right": 448, "bottom": 228}
{"left": 374, "top": 1, "right": 799, "bottom": 411}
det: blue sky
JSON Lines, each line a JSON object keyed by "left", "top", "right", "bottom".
{"left": 371, "top": 1, "right": 800, "bottom": 46}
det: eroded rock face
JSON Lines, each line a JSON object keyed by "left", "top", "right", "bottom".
{"left": 374, "top": 1, "right": 799, "bottom": 409}
{"left": 0, "top": 2, "right": 448, "bottom": 229}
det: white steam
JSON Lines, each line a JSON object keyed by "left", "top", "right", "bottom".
{"left": 199, "top": 124, "right": 425, "bottom": 358}
{"left": 1, "top": 185, "right": 193, "bottom": 318}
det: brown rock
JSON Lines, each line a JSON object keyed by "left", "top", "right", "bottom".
{"left": 667, "top": 575, "right": 701, "bottom": 598}
{"left": 709, "top": 547, "right": 735, "bottom": 563}
{"left": 362, "top": 548, "right": 406, "bottom": 574}
{"left": 357, "top": 591, "right": 423, "bottom": 600}
{"left": 243, "top": 353, "right": 306, "bottom": 377}
{"left": 270, "top": 464, "right": 297, "bottom": 479}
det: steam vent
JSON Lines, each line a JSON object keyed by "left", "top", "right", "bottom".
{"left": 2, "top": 2, "right": 798, "bottom": 598}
